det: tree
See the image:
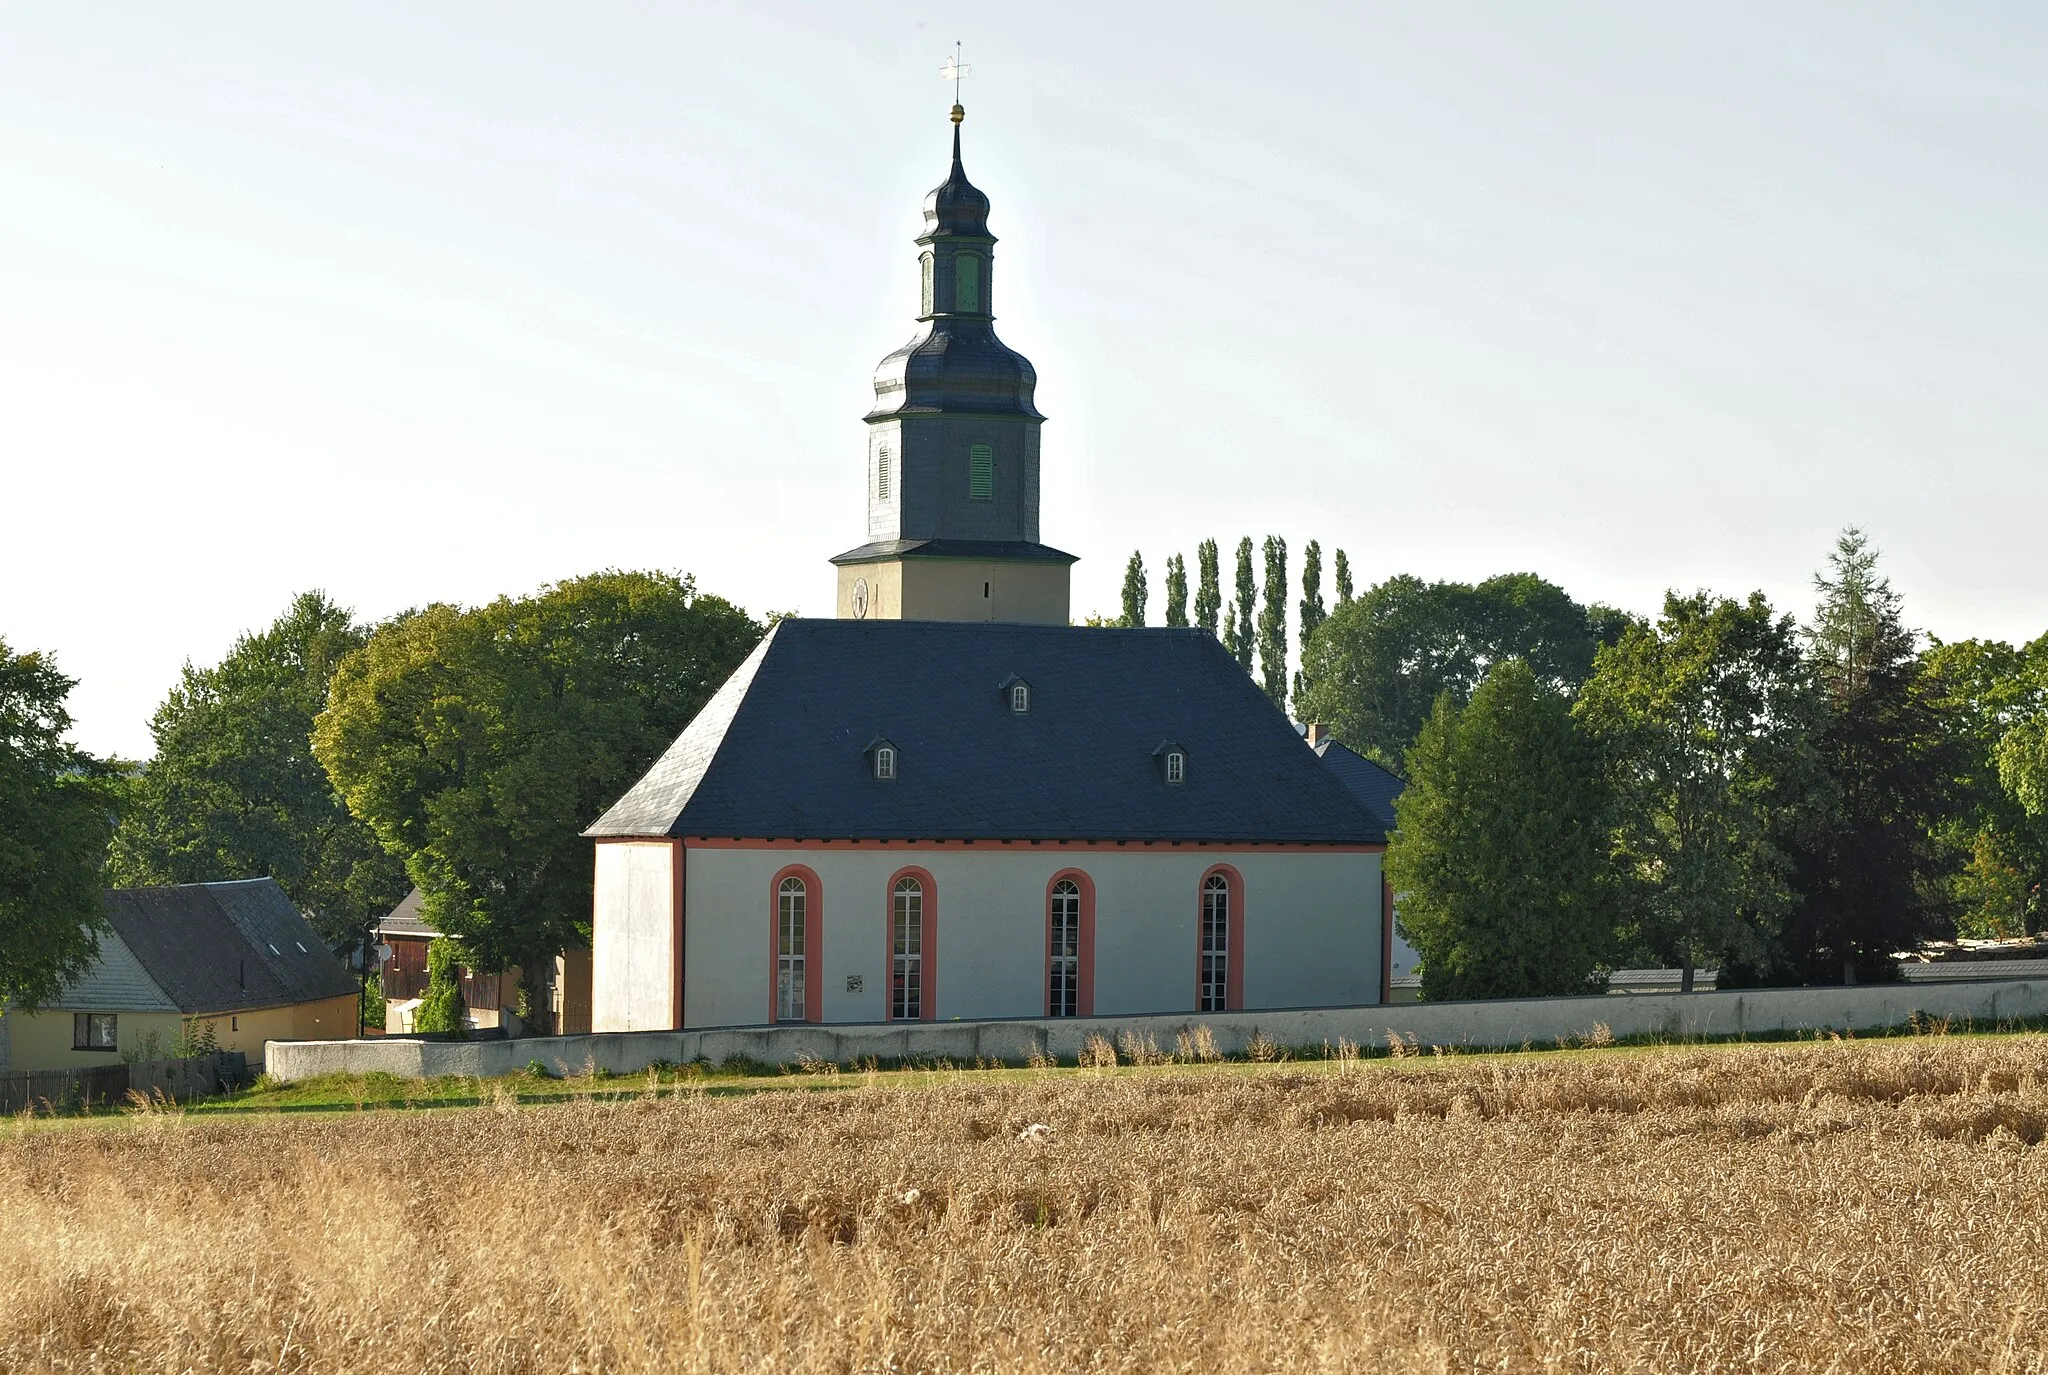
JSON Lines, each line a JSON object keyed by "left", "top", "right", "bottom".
{"left": 1294, "top": 540, "right": 1327, "bottom": 704}
{"left": 1925, "top": 635, "right": 2048, "bottom": 936}
{"left": 1163, "top": 554, "right": 1189, "bottom": 628}
{"left": 1295, "top": 573, "right": 1612, "bottom": 767}
{"left": 1776, "top": 530, "right": 1962, "bottom": 982}
{"left": 1574, "top": 591, "right": 1816, "bottom": 991}
{"left": 1334, "top": 549, "right": 1354, "bottom": 608}
{"left": 413, "top": 936, "right": 466, "bottom": 1036}
{"left": 1258, "top": 535, "right": 1288, "bottom": 705}
{"left": 1227, "top": 538, "right": 1256, "bottom": 670}
{"left": 1194, "top": 539, "right": 1221, "bottom": 636}
{"left": 0, "top": 642, "right": 126, "bottom": 1010}
{"left": 109, "top": 592, "right": 407, "bottom": 947}
{"left": 313, "top": 571, "right": 761, "bottom": 974}
{"left": 1386, "top": 660, "right": 1616, "bottom": 1000}
{"left": 1119, "top": 551, "right": 1148, "bottom": 627}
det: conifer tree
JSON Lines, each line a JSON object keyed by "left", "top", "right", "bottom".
{"left": 1164, "top": 554, "right": 1189, "bottom": 628}
{"left": 1259, "top": 536, "right": 1289, "bottom": 705}
{"left": 1388, "top": 660, "right": 1616, "bottom": 999}
{"left": 1228, "top": 538, "right": 1256, "bottom": 670}
{"left": 1194, "top": 539, "right": 1222, "bottom": 636}
{"left": 1334, "top": 549, "right": 1354, "bottom": 608}
{"left": 1779, "top": 528, "right": 1959, "bottom": 983}
{"left": 1119, "top": 551, "right": 1148, "bottom": 627}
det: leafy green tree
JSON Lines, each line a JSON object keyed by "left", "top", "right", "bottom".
{"left": 313, "top": 571, "right": 761, "bottom": 974}
{"left": 0, "top": 642, "right": 126, "bottom": 1010}
{"left": 1979, "top": 636, "right": 2048, "bottom": 930}
{"left": 1296, "top": 573, "right": 1614, "bottom": 767}
{"left": 1163, "top": 554, "right": 1189, "bottom": 628}
{"left": 1258, "top": 535, "right": 1288, "bottom": 705}
{"left": 1294, "top": 541, "right": 1327, "bottom": 704}
{"left": 1194, "top": 539, "right": 1221, "bottom": 636}
{"left": 1334, "top": 549, "right": 1354, "bottom": 608}
{"left": 1227, "top": 538, "right": 1256, "bottom": 670}
{"left": 413, "top": 937, "right": 466, "bottom": 1036}
{"left": 1387, "top": 660, "right": 1616, "bottom": 1000}
{"left": 1119, "top": 551, "right": 1148, "bottom": 627}
{"left": 1575, "top": 591, "right": 1816, "bottom": 991}
{"left": 1775, "top": 531, "right": 1962, "bottom": 982}
{"left": 109, "top": 592, "right": 406, "bottom": 948}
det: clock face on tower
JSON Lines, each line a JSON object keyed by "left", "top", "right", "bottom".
{"left": 851, "top": 578, "right": 870, "bottom": 619}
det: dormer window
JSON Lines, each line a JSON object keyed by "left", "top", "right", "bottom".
{"left": 1001, "top": 676, "right": 1031, "bottom": 714}
{"left": 874, "top": 745, "right": 896, "bottom": 780}
{"left": 1154, "top": 740, "right": 1188, "bottom": 785}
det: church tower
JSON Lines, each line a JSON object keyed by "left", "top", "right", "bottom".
{"left": 831, "top": 105, "right": 1075, "bottom": 624}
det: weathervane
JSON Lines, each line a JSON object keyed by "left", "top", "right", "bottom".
{"left": 941, "top": 41, "right": 970, "bottom": 124}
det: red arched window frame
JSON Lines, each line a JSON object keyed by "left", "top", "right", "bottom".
{"left": 1045, "top": 869, "right": 1096, "bottom": 1018}
{"left": 1196, "top": 863, "right": 1245, "bottom": 1013}
{"left": 768, "top": 863, "right": 823, "bottom": 1024}
{"left": 885, "top": 865, "right": 937, "bottom": 1021}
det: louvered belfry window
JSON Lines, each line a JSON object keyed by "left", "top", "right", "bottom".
{"left": 877, "top": 447, "right": 892, "bottom": 499}
{"left": 969, "top": 445, "right": 993, "bottom": 500}
{"left": 954, "top": 252, "right": 981, "bottom": 312}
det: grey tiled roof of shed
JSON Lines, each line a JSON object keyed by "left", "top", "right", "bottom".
{"left": 103, "top": 879, "right": 358, "bottom": 1014}
{"left": 585, "top": 619, "right": 1385, "bottom": 844}
{"left": 1312, "top": 739, "right": 1407, "bottom": 833}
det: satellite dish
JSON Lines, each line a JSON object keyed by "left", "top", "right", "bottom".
{"left": 374, "top": 943, "right": 394, "bottom": 964}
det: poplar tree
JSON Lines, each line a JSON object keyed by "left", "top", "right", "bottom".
{"left": 1259, "top": 535, "right": 1289, "bottom": 705}
{"left": 1334, "top": 549, "right": 1354, "bottom": 608}
{"left": 1119, "top": 551, "right": 1148, "bottom": 627}
{"left": 1228, "top": 538, "right": 1256, "bottom": 670}
{"left": 1164, "top": 554, "right": 1189, "bottom": 628}
{"left": 1194, "top": 539, "right": 1222, "bottom": 636}
{"left": 1299, "top": 541, "right": 1327, "bottom": 640}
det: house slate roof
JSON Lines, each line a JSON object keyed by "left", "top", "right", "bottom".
{"left": 38, "top": 925, "right": 180, "bottom": 1013}
{"left": 102, "top": 879, "right": 359, "bottom": 1015}
{"left": 585, "top": 619, "right": 1385, "bottom": 844}
{"left": 377, "top": 887, "right": 440, "bottom": 940}
{"left": 1311, "top": 739, "right": 1407, "bottom": 833}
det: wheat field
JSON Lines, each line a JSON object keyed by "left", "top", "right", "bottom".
{"left": 6, "top": 1037, "right": 2048, "bottom": 1373}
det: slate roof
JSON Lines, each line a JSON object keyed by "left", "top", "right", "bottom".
{"left": 102, "top": 879, "right": 359, "bottom": 1014}
{"left": 829, "top": 538, "right": 1077, "bottom": 567}
{"left": 377, "top": 887, "right": 439, "bottom": 940}
{"left": 1312, "top": 739, "right": 1407, "bottom": 833}
{"left": 586, "top": 619, "right": 1384, "bottom": 844}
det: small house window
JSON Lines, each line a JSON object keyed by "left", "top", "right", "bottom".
{"left": 954, "top": 252, "right": 981, "bottom": 312}
{"left": 877, "top": 447, "right": 892, "bottom": 499}
{"left": 969, "top": 445, "right": 993, "bottom": 500}
{"left": 72, "top": 1013, "right": 117, "bottom": 1051}
{"left": 1010, "top": 682, "right": 1029, "bottom": 713}
{"left": 874, "top": 745, "right": 896, "bottom": 780}
{"left": 1165, "top": 751, "right": 1186, "bottom": 785}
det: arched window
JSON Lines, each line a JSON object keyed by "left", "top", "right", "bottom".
{"left": 1165, "top": 750, "right": 1186, "bottom": 785}
{"left": 920, "top": 252, "right": 935, "bottom": 316}
{"left": 954, "top": 252, "right": 981, "bottom": 312}
{"left": 1199, "top": 873, "right": 1230, "bottom": 1012}
{"left": 874, "top": 744, "right": 896, "bottom": 780}
{"left": 1048, "top": 879, "right": 1080, "bottom": 1017}
{"left": 1010, "top": 682, "right": 1030, "bottom": 713}
{"left": 891, "top": 876, "right": 925, "bottom": 1020}
{"left": 776, "top": 877, "right": 807, "bottom": 1022}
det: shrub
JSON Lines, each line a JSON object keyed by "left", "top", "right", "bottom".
{"left": 413, "top": 939, "right": 467, "bottom": 1038}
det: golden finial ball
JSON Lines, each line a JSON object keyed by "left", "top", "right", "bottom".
{"left": 950, "top": 104, "right": 965, "bottom": 125}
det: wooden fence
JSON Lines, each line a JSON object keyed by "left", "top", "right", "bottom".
{"left": 0, "top": 1052, "right": 249, "bottom": 1114}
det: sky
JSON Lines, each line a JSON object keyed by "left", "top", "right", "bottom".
{"left": 4, "top": 2, "right": 2046, "bottom": 761}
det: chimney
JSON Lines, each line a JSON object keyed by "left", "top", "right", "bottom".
{"left": 1306, "top": 722, "right": 1330, "bottom": 747}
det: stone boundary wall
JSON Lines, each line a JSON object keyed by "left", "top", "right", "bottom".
{"left": 265, "top": 977, "right": 2048, "bottom": 1083}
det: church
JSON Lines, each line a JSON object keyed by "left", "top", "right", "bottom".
{"left": 584, "top": 104, "right": 1392, "bottom": 1032}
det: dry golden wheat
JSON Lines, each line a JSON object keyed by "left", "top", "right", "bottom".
{"left": 5, "top": 1037, "right": 2048, "bottom": 1373}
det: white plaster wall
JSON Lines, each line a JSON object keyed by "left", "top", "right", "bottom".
{"left": 591, "top": 841, "right": 677, "bottom": 1033}
{"left": 682, "top": 846, "right": 1382, "bottom": 1028}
